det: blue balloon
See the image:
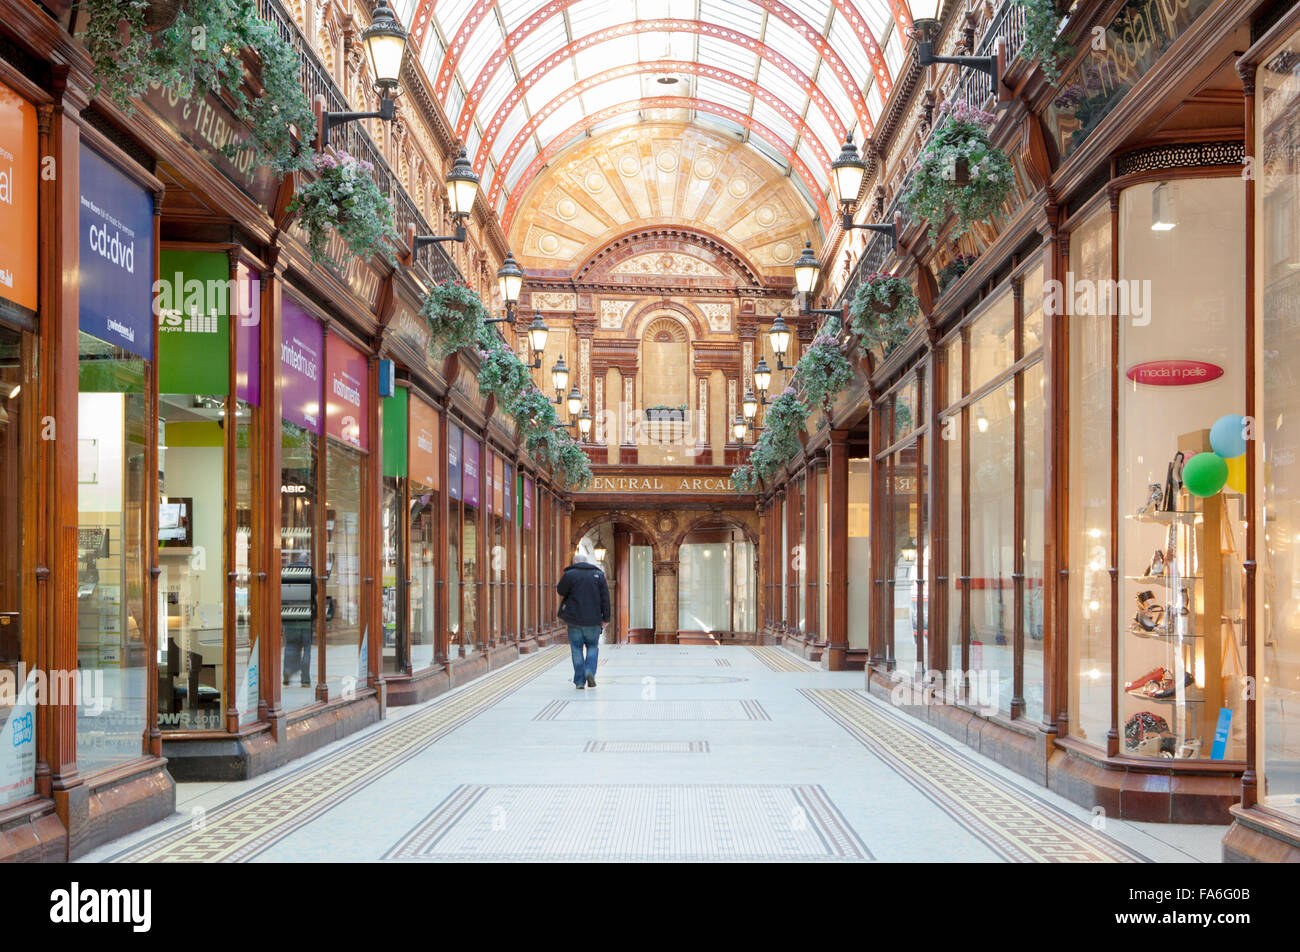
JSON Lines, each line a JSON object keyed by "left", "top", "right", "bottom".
{"left": 1210, "top": 414, "right": 1247, "bottom": 459}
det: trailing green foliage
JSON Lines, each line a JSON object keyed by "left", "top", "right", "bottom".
{"left": 423, "top": 280, "right": 488, "bottom": 358}
{"left": 82, "top": 0, "right": 314, "bottom": 173}
{"left": 288, "top": 150, "right": 399, "bottom": 268}
{"left": 1015, "top": 0, "right": 1073, "bottom": 85}
{"left": 902, "top": 101, "right": 1014, "bottom": 239}
{"left": 795, "top": 319, "right": 854, "bottom": 416}
{"left": 849, "top": 274, "right": 919, "bottom": 357}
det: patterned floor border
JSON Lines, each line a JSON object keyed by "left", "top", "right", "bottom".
{"left": 802, "top": 689, "right": 1149, "bottom": 863}
{"left": 382, "top": 783, "right": 872, "bottom": 862}
{"left": 533, "top": 698, "right": 770, "bottom": 721}
{"left": 747, "top": 646, "right": 818, "bottom": 673}
{"left": 110, "top": 648, "right": 566, "bottom": 863}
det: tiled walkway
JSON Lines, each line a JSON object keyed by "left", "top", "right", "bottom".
{"left": 82, "top": 645, "right": 1228, "bottom": 863}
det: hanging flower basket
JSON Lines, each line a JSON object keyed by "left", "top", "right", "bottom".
{"left": 422, "top": 280, "right": 487, "bottom": 359}
{"left": 902, "top": 101, "right": 1014, "bottom": 239}
{"left": 288, "top": 150, "right": 400, "bottom": 269}
{"left": 1014, "top": 0, "right": 1075, "bottom": 85}
{"left": 850, "top": 274, "right": 918, "bottom": 358}
{"left": 143, "top": 0, "right": 183, "bottom": 32}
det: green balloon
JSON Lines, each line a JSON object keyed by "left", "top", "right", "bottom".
{"left": 1182, "top": 452, "right": 1228, "bottom": 497}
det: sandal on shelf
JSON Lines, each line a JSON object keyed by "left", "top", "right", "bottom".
{"left": 1124, "top": 666, "right": 1166, "bottom": 693}
{"left": 1143, "top": 549, "right": 1166, "bottom": 578}
{"left": 1137, "top": 483, "right": 1163, "bottom": 517}
{"left": 1134, "top": 590, "right": 1164, "bottom": 631}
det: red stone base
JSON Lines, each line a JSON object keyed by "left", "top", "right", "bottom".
{"left": 1222, "top": 806, "right": 1300, "bottom": 862}
{"left": 0, "top": 799, "right": 67, "bottom": 862}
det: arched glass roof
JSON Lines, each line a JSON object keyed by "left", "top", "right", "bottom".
{"left": 392, "top": 0, "right": 919, "bottom": 219}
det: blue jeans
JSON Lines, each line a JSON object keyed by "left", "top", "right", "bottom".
{"left": 567, "top": 624, "right": 601, "bottom": 685}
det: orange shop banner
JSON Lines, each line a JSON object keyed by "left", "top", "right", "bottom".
{"left": 0, "top": 80, "right": 37, "bottom": 314}
{"left": 409, "top": 396, "right": 439, "bottom": 490}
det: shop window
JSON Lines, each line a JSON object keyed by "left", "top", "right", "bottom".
{"left": 888, "top": 444, "right": 923, "bottom": 674}
{"left": 796, "top": 478, "right": 806, "bottom": 631}
{"left": 76, "top": 334, "right": 149, "bottom": 771}
{"left": 447, "top": 423, "right": 462, "bottom": 649}
{"left": 1068, "top": 204, "right": 1114, "bottom": 746}
{"left": 0, "top": 324, "right": 30, "bottom": 802}
{"left": 462, "top": 435, "right": 481, "bottom": 652}
{"left": 381, "top": 475, "right": 403, "bottom": 674}
{"left": 818, "top": 466, "right": 828, "bottom": 640}
{"left": 1259, "top": 32, "right": 1300, "bottom": 816}
{"left": 324, "top": 442, "right": 363, "bottom": 696}
{"left": 968, "top": 290, "right": 1015, "bottom": 386}
{"left": 1023, "top": 362, "right": 1046, "bottom": 722}
{"left": 408, "top": 395, "right": 439, "bottom": 671}
{"left": 944, "top": 393, "right": 964, "bottom": 678}
{"left": 847, "top": 459, "right": 871, "bottom": 650}
{"left": 279, "top": 299, "right": 323, "bottom": 709}
{"left": 968, "top": 382, "right": 1015, "bottom": 712}
{"left": 156, "top": 394, "right": 226, "bottom": 731}
{"left": 629, "top": 545, "right": 653, "bottom": 630}
{"left": 1117, "top": 176, "right": 1245, "bottom": 762}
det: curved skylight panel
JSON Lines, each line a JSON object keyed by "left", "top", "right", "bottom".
{"left": 864, "top": 77, "right": 880, "bottom": 122}
{"left": 494, "top": 99, "right": 532, "bottom": 152}
{"left": 795, "top": 138, "right": 828, "bottom": 189}
{"left": 458, "top": 17, "right": 505, "bottom": 86}
{"left": 635, "top": 30, "right": 695, "bottom": 64}
{"left": 435, "top": 0, "right": 480, "bottom": 43}
{"left": 785, "top": 0, "right": 834, "bottom": 29}
{"left": 757, "top": 61, "right": 815, "bottom": 128}
{"left": 695, "top": 112, "right": 749, "bottom": 144}
{"left": 464, "top": 124, "right": 482, "bottom": 160}
{"left": 480, "top": 67, "right": 518, "bottom": 121}
{"left": 536, "top": 99, "right": 588, "bottom": 147}
{"left": 567, "top": 0, "right": 616, "bottom": 35}
{"left": 694, "top": 34, "right": 757, "bottom": 77}
{"left": 883, "top": 23, "right": 904, "bottom": 82}
{"left": 503, "top": 140, "right": 539, "bottom": 194}
{"left": 828, "top": 14, "right": 874, "bottom": 88}
{"left": 764, "top": 18, "right": 820, "bottom": 77}
{"left": 498, "top": 0, "right": 547, "bottom": 31}
{"left": 750, "top": 100, "right": 800, "bottom": 151}
{"left": 579, "top": 76, "right": 642, "bottom": 116}
{"left": 697, "top": 78, "right": 755, "bottom": 115}
{"left": 513, "top": 18, "right": 569, "bottom": 76}
{"left": 416, "top": 27, "right": 445, "bottom": 74}
{"left": 858, "top": 0, "right": 896, "bottom": 38}
{"left": 804, "top": 105, "right": 837, "bottom": 157}
{"left": 574, "top": 38, "right": 639, "bottom": 80}
{"left": 392, "top": 0, "right": 418, "bottom": 29}
{"left": 525, "top": 68, "right": 573, "bottom": 116}
{"left": 700, "top": 0, "right": 764, "bottom": 38}
{"left": 821, "top": 79, "right": 855, "bottom": 135}
{"left": 446, "top": 81, "right": 466, "bottom": 125}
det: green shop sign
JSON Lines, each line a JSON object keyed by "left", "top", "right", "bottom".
{"left": 1044, "top": 0, "right": 1214, "bottom": 158}
{"left": 157, "top": 249, "right": 230, "bottom": 395}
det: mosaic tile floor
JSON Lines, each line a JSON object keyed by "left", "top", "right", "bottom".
{"left": 80, "top": 644, "right": 1229, "bottom": 864}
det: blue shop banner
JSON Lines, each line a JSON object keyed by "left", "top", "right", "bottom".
{"left": 79, "top": 144, "right": 154, "bottom": 361}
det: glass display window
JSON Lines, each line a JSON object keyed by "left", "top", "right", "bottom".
{"left": 1259, "top": 27, "right": 1300, "bottom": 818}
{"left": 847, "top": 458, "right": 871, "bottom": 651}
{"left": 279, "top": 298, "right": 323, "bottom": 710}
{"left": 76, "top": 334, "right": 149, "bottom": 771}
{"left": 1117, "top": 176, "right": 1246, "bottom": 762}
{"left": 0, "top": 323, "right": 31, "bottom": 803}
{"left": 408, "top": 394, "right": 439, "bottom": 671}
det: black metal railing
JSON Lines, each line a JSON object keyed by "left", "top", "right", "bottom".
{"left": 256, "top": 0, "right": 461, "bottom": 284}
{"left": 952, "top": 1, "right": 1028, "bottom": 112}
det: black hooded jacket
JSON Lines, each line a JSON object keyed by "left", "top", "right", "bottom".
{"left": 556, "top": 561, "right": 611, "bottom": 626}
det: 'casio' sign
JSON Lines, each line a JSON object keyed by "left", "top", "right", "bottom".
{"left": 88, "top": 222, "right": 135, "bottom": 273}
{"left": 281, "top": 484, "right": 307, "bottom": 494}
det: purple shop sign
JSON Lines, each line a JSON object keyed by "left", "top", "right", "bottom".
{"left": 503, "top": 463, "right": 513, "bottom": 521}
{"left": 523, "top": 477, "right": 533, "bottom": 531}
{"left": 280, "top": 296, "right": 323, "bottom": 434}
{"left": 463, "top": 437, "right": 480, "bottom": 508}
{"left": 79, "top": 144, "right": 155, "bottom": 360}
{"left": 448, "top": 422, "right": 462, "bottom": 501}
{"left": 236, "top": 264, "right": 260, "bottom": 405}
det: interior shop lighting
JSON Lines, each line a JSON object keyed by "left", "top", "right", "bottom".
{"left": 1152, "top": 181, "right": 1178, "bottom": 231}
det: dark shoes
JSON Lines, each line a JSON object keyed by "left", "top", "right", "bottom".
{"left": 586, "top": 675, "right": 596, "bottom": 687}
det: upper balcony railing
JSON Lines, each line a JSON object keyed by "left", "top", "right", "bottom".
{"left": 255, "top": 0, "right": 461, "bottom": 284}
{"left": 835, "top": 0, "right": 1032, "bottom": 313}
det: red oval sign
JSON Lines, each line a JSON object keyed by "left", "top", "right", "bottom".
{"left": 1125, "top": 360, "right": 1224, "bottom": 387}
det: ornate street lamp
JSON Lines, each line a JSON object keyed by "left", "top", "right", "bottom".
{"left": 319, "top": 1, "right": 408, "bottom": 145}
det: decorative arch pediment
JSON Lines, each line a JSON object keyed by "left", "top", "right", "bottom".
{"left": 627, "top": 300, "right": 704, "bottom": 340}
{"left": 575, "top": 227, "right": 762, "bottom": 289}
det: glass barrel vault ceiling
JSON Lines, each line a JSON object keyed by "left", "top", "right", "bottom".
{"left": 393, "top": 0, "right": 918, "bottom": 225}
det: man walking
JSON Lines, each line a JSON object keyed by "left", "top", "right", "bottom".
{"left": 556, "top": 542, "right": 610, "bottom": 689}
